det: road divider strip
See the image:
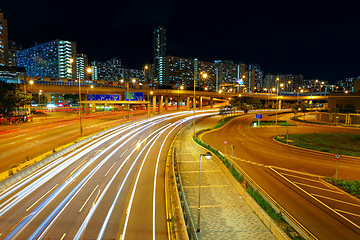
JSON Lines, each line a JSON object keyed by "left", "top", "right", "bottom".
{"left": 193, "top": 121, "right": 315, "bottom": 240}
{"left": 271, "top": 167, "right": 360, "bottom": 231}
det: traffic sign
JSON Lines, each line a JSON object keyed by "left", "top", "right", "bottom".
{"left": 126, "top": 92, "right": 144, "bottom": 101}
{"left": 255, "top": 114, "right": 262, "bottom": 119}
{"left": 87, "top": 94, "right": 120, "bottom": 101}
{"left": 223, "top": 140, "right": 228, "bottom": 145}
{"left": 334, "top": 154, "right": 342, "bottom": 160}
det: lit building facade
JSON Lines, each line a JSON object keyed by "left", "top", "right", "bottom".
{"left": 215, "top": 60, "right": 239, "bottom": 91}
{"left": 8, "top": 40, "right": 22, "bottom": 67}
{"left": 16, "top": 39, "right": 77, "bottom": 78}
{"left": 0, "top": 12, "right": 9, "bottom": 66}
{"left": 264, "top": 73, "right": 304, "bottom": 92}
{"left": 76, "top": 53, "right": 90, "bottom": 80}
{"left": 154, "top": 26, "right": 166, "bottom": 85}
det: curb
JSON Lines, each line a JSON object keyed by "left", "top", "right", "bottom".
{"left": 273, "top": 136, "right": 360, "bottom": 159}
{"left": 191, "top": 135, "right": 290, "bottom": 240}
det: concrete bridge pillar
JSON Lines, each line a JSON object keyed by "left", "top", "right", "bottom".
{"left": 200, "top": 96, "right": 203, "bottom": 110}
{"left": 210, "top": 97, "right": 214, "bottom": 109}
{"left": 159, "top": 95, "right": 164, "bottom": 113}
{"left": 186, "top": 96, "right": 190, "bottom": 110}
{"left": 165, "top": 97, "right": 169, "bottom": 111}
{"left": 278, "top": 99, "right": 282, "bottom": 109}
{"left": 152, "top": 95, "right": 157, "bottom": 113}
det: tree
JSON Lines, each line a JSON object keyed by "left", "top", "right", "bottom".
{"left": 229, "top": 96, "right": 262, "bottom": 114}
{"left": 0, "top": 81, "right": 31, "bottom": 117}
{"left": 291, "top": 103, "right": 300, "bottom": 114}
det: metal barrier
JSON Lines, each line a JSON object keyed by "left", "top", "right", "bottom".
{"left": 173, "top": 128, "right": 198, "bottom": 240}
{"left": 193, "top": 133, "right": 315, "bottom": 240}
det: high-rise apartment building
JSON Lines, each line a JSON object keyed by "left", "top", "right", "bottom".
{"left": 248, "top": 64, "right": 263, "bottom": 91}
{"left": 93, "top": 57, "right": 122, "bottom": 81}
{"left": 8, "top": 40, "right": 22, "bottom": 67}
{"left": 16, "top": 39, "right": 77, "bottom": 78}
{"left": 76, "top": 53, "right": 90, "bottom": 80}
{"left": 0, "top": 12, "right": 9, "bottom": 66}
{"left": 154, "top": 26, "right": 166, "bottom": 85}
{"left": 165, "top": 56, "right": 216, "bottom": 90}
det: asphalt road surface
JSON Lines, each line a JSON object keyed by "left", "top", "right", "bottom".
{"left": 0, "top": 111, "right": 148, "bottom": 173}
{"left": 0, "top": 110, "right": 216, "bottom": 239}
{"left": 202, "top": 112, "right": 360, "bottom": 239}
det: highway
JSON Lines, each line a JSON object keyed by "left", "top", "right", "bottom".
{"left": 0, "top": 110, "right": 148, "bottom": 173}
{"left": 0, "top": 110, "right": 215, "bottom": 239}
{"left": 201, "top": 113, "right": 360, "bottom": 239}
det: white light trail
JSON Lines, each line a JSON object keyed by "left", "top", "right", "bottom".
{"left": 75, "top": 125, "right": 170, "bottom": 240}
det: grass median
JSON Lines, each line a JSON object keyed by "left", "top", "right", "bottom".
{"left": 274, "top": 133, "right": 360, "bottom": 157}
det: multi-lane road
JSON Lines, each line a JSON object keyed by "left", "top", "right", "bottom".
{"left": 0, "top": 111, "right": 147, "bottom": 174}
{"left": 0, "top": 110, "right": 215, "bottom": 239}
{"left": 201, "top": 113, "right": 360, "bottom": 239}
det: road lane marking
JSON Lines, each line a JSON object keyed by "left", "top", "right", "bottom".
{"left": 105, "top": 162, "right": 117, "bottom": 177}
{"left": 79, "top": 185, "right": 99, "bottom": 213}
{"left": 281, "top": 173, "right": 321, "bottom": 183}
{"left": 294, "top": 182, "right": 344, "bottom": 194}
{"left": 335, "top": 209, "right": 360, "bottom": 218}
{"left": 181, "top": 170, "right": 222, "bottom": 173}
{"left": 10, "top": 212, "right": 34, "bottom": 231}
{"left": 153, "top": 122, "right": 184, "bottom": 240}
{"left": 311, "top": 194, "right": 360, "bottom": 208}
{"left": 270, "top": 166, "right": 360, "bottom": 231}
{"left": 26, "top": 184, "right": 59, "bottom": 211}
{"left": 98, "top": 125, "right": 169, "bottom": 240}
{"left": 183, "top": 184, "right": 231, "bottom": 189}
{"left": 60, "top": 233, "right": 66, "bottom": 240}
{"left": 68, "top": 160, "right": 87, "bottom": 178}
{"left": 120, "top": 149, "right": 128, "bottom": 158}
{"left": 93, "top": 189, "right": 101, "bottom": 206}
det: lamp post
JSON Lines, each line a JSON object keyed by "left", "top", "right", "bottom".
{"left": 178, "top": 85, "right": 184, "bottom": 109}
{"left": 87, "top": 85, "right": 94, "bottom": 95}
{"left": 197, "top": 152, "right": 212, "bottom": 233}
{"left": 68, "top": 59, "right": 92, "bottom": 137}
{"left": 126, "top": 78, "right": 136, "bottom": 121}
{"left": 193, "top": 72, "right": 208, "bottom": 135}
{"left": 275, "top": 78, "right": 280, "bottom": 125}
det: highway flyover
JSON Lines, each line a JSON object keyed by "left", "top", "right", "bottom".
{"left": 201, "top": 113, "right": 360, "bottom": 239}
{"left": 0, "top": 110, "right": 216, "bottom": 239}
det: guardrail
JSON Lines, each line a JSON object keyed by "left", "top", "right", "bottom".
{"left": 192, "top": 133, "right": 316, "bottom": 240}
{"left": 172, "top": 125, "right": 198, "bottom": 240}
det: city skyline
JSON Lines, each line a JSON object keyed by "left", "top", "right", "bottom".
{"left": 2, "top": 1, "right": 360, "bottom": 83}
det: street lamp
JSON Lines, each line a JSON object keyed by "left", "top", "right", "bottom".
{"left": 68, "top": 59, "right": 92, "bottom": 137}
{"left": 126, "top": 79, "right": 136, "bottom": 121}
{"left": 197, "top": 151, "right": 212, "bottom": 233}
{"left": 275, "top": 77, "right": 280, "bottom": 126}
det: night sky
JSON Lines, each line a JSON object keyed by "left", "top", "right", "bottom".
{"left": 2, "top": 0, "right": 360, "bottom": 83}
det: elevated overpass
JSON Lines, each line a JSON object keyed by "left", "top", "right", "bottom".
{"left": 19, "top": 79, "right": 328, "bottom": 111}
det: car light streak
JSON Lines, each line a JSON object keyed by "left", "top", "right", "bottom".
{"left": 1, "top": 111, "right": 205, "bottom": 239}
{"left": 4, "top": 121, "right": 158, "bottom": 239}
{"left": 75, "top": 125, "right": 170, "bottom": 240}
{"left": 0, "top": 119, "right": 157, "bottom": 216}
{"left": 27, "top": 121, "right": 160, "bottom": 240}
{"left": 119, "top": 124, "right": 174, "bottom": 240}
{"left": 152, "top": 120, "right": 185, "bottom": 240}
{"left": 0, "top": 118, "right": 153, "bottom": 201}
